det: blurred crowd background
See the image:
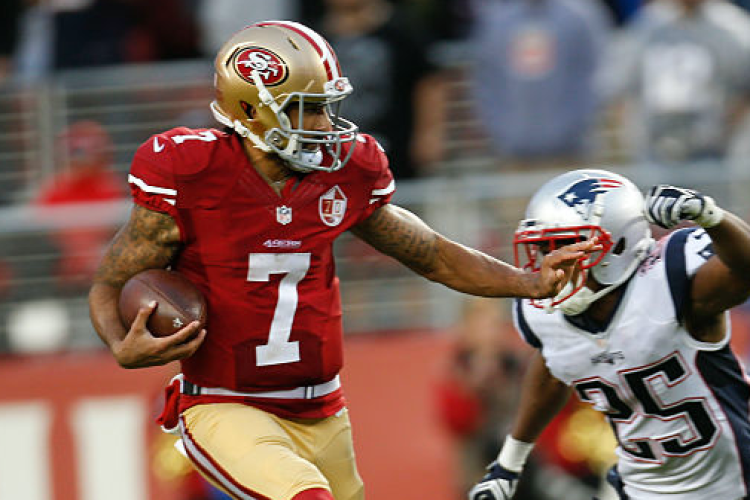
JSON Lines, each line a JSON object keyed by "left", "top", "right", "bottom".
{"left": 3, "top": 0, "right": 750, "bottom": 499}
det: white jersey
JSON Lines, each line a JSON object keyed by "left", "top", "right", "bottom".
{"left": 514, "top": 228, "right": 750, "bottom": 500}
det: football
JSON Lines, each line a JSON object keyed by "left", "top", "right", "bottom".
{"left": 118, "top": 269, "right": 207, "bottom": 337}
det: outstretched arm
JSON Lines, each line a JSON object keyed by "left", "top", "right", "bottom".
{"left": 88, "top": 205, "right": 205, "bottom": 368}
{"left": 351, "top": 204, "right": 598, "bottom": 299}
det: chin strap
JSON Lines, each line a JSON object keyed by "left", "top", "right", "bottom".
{"left": 250, "top": 69, "right": 295, "bottom": 134}
{"left": 551, "top": 237, "right": 654, "bottom": 315}
{"left": 209, "top": 100, "right": 273, "bottom": 152}
{"left": 558, "top": 284, "right": 611, "bottom": 316}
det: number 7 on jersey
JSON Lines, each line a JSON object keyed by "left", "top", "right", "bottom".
{"left": 247, "top": 253, "right": 311, "bottom": 366}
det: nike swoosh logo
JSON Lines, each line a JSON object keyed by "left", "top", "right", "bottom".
{"left": 153, "top": 137, "right": 165, "bottom": 153}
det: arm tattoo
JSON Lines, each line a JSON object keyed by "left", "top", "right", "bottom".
{"left": 93, "top": 205, "right": 182, "bottom": 288}
{"left": 351, "top": 205, "right": 439, "bottom": 274}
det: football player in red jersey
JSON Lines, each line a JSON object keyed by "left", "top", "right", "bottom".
{"left": 88, "top": 21, "right": 599, "bottom": 500}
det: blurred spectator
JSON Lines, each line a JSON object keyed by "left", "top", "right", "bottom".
{"left": 316, "top": 0, "right": 447, "bottom": 179}
{"left": 406, "top": 0, "right": 476, "bottom": 41}
{"left": 599, "top": 0, "right": 644, "bottom": 26}
{"left": 32, "top": 120, "right": 125, "bottom": 292}
{"left": 12, "top": 1, "right": 54, "bottom": 84}
{"left": 604, "top": 0, "right": 750, "bottom": 164}
{"left": 469, "top": 0, "right": 612, "bottom": 171}
{"left": 13, "top": 0, "right": 201, "bottom": 83}
{"left": 530, "top": 399, "right": 617, "bottom": 498}
{"left": 54, "top": 0, "right": 201, "bottom": 69}
{"left": 52, "top": 0, "right": 139, "bottom": 70}
{"left": 127, "top": 0, "right": 202, "bottom": 63}
{"left": 0, "top": 0, "right": 24, "bottom": 85}
{"left": 436, "top": 296, "right": 618, "bottom": 499}
{"left": 727, "top": 105, "right": 750, "bottom": 207}
{"left": 435, "top": 297, "right": 528, "bottom": 495}
{"left": 197, "top": 0, "right": 299, "bottom": 57}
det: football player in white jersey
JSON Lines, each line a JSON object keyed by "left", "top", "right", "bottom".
{"left": 468, "top": 169, "right": 750, "bottom": 500}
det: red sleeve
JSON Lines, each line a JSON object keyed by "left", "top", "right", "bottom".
{"left": 128, "top": 133, "right": 181, "bottom": 213}
{"left": 128, "top": 132, "right": 189, "bottom": 240}
{"left": 354, "top": 135, "right": 396, "bottom": 224}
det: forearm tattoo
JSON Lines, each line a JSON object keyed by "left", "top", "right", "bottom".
{"left": 93, "top": 205, "right": 181, "bottom": 288}
{"left": 352, "top": 205, "right": 439, "bottom": 274}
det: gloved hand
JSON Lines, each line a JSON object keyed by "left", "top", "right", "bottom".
{"left": 644, "top": 185, "right": 724, "bottom": 229}
{"left": 467, "top": 462, "right": 520, "bottom": 500}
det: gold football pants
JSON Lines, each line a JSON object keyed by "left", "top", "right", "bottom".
{"left": 180, "top": 403, "right": 364, "bottom": 500}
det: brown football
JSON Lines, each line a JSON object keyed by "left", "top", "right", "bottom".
{"left": 118, "top": 269, "right": 207, "bottom": 337}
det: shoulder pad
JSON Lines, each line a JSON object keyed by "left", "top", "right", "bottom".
{"left": 348, "top": 134, "right": 390, "bottom": 175}
{"left": 153, "top": 128, "right": 228, "bottom": 176}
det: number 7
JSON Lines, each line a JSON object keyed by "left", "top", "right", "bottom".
{"left": 172, "top": 131, "right": 217, "bottom": 144}
{"left": 247, "top": 253, "right": 311, "bottom": 366}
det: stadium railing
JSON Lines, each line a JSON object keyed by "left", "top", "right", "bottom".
{"left": 0, "top": 62, "right": 749, "bottom": 353}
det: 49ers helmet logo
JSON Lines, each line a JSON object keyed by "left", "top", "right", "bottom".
{"left": 234, "top": 47, "right": 288, "bottom": 86}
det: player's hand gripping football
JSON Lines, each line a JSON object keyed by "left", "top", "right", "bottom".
{"left": 468, "top": 462, "right": 520, "bottom": 500}
{"left": 113, "top": 301, "right": 206, "bottom": 369}
{"left": 533, "top": 238, "right": 601, "bottom": 298}
{"left": 644, "top": 185, "right": 724, "bottom": 230}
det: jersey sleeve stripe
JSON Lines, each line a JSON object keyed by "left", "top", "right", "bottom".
{"left": 664, "top": 228, "right": 692, "bottom": 323}
{"left": 128, "top": 174, "right": 177, "bottom": 196}
{"left": 513, "top": 298, "right": 542, "bottom": 348}
{"left": 371, "top": 180, "right": 395, "bottom": 196}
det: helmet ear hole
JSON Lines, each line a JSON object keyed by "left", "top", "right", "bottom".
{"left": 612, "top": 238, "right": 626, "bottom": 255}
{"left": 240, "top": 101, "right": 254, "bottom": 119}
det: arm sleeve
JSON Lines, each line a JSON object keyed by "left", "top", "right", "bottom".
{"left": 512, "top": 298, "right": 543, "bottom": 349}
{"left": 664, "top": 227, "right": 714, "bottom": 321}
{"left": 354, "top": 136, "right": 396, "bottom": 224}
{"left": 128, "top": 133, "right": 186, "bottom": 241}
{"left": 128, "top": 134, "right": 180, "bottom": 219}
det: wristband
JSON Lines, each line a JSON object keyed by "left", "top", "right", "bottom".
{"left": 497, "top": 435, "right": 534, "bottom": 473}
{"left": 696, "top": 195, "right": 724, "bottom": 228}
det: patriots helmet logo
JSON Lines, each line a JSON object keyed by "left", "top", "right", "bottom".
{"left": 557, "top": 176, "right": 623, "bottom": 216}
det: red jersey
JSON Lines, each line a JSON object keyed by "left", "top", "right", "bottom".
{"left": 129, "top": 128, "right": 394, "bottom": 418}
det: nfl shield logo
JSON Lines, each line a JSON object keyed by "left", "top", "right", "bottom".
{"left": 276, "top": 205, "right": 292, "bottom": 225}
{"left": 319, "top": 186, "right": 347, "bottom": 227}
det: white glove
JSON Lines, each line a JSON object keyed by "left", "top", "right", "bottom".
{"left": 644, "top": 185, "right": 724, "bottom": 229}
{"left": 467, "top": 462, "right": 520, "bottom": 500}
